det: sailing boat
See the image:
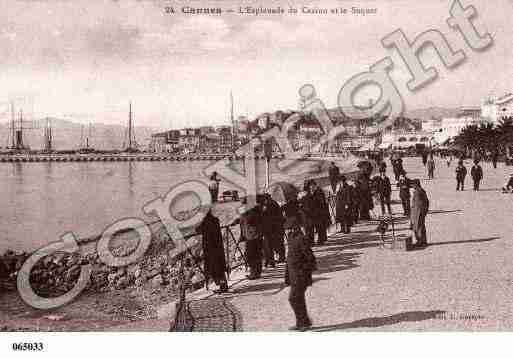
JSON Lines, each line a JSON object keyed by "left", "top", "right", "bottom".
{"left": 78, "top": 123, "right": 95, "bottom": 153}
{"left": 123, "top": 102, "right": 139, "bottom": 153}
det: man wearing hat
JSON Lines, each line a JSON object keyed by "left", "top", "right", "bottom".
{"left": 470, "top": 159, "right": 483, "bottom": 191}
{"left": 335, "top": 175, "right": 354, "bottom": 233}
{"left": 261, "top": 194, "right": 285, "bottom": 266}
{"left": 455, "top": 159, "right": 467, "bottom": 191}
{"left": 239, "top": 198, "right": 264, "bottom": 280}
{"left": 397, "top": 171, "right": 411, "bottom": 216}
{"left": 283, "top": 203, "right": 315, "bottom": 331}
{"left": 410, "top": 179, "right": 429, "bottom": 247}
{"left": 302, "top": 179, "right": 330, "bottom": 246}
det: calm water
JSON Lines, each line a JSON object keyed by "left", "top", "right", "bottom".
{"left": 0, "top": 156, "right": 352, "bottom": 252}
{"left": 0, "top": 159, "right": 292, "bottom": 252}
{"left": 0, "top": 161, "right": 229, "bottom": 252}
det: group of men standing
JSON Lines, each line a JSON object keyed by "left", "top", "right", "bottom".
{"left": 200, "top": 156, "right": 432, "bottom": 329}
{"left": 455, "top": 158, "right": 484, "bottom": 191}
{"left": 329, "top": 162, "right": 375, "bottom": 235}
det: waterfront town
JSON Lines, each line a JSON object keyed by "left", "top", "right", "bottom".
{"left": 148, "top": 92, "right": 513, "bottom": 158}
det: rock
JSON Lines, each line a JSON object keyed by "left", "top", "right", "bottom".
{"left": 191, "top": 272, "right": 204, "bottom": 284}
{"left": 116, "top": 268, "right": 126, "bottom": 278}
{"left": 134, "top": 268, "right": 142, "bottom": 279}
{"left": 135, "top": 277, "right": 145, "bottom": 287}
{"left": 115, "top": 276, "right": 129, "bottom": 290}
{"left": 107, "top": 272, "right": 118, "bottom": 284}
{"left": 65, "top": 265, "right": 81, "bottom": 282}
{"left": 151, "top": 274, "right": 163, "bottom": 287}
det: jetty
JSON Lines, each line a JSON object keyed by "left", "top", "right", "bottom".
{"left": 0, "top": 153, "right": 290, "bottom": 163}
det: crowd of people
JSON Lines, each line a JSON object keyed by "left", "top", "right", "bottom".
{"left": 198, "top": 155, "right": 437, "bottom": 330}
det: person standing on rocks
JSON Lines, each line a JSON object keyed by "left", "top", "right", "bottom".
{"left": 328, "top": 162, "right": 340, "bottom": 194}
{"left": 397, "top": 172, "right": 411, "bottom": 217}
{"left": 427, "top": 154, "right": 435, "bottom": 179}
{"left": 198, "top": 209, "right": 228, "bottom": 293}
{"left": 410, "top": 179, "right": 429, "bottom": 247}
{"left": 471, "top": 159, "right": 484, "bottom": 191}
{"left": 335, "top": 175, "right": 354, "bottom": 233}
{"left": 283, "top": 205, "right": 316, "bottom": 331}
{"left": 239, "top": 198, "right": 263, "bottom": 280}
{"left": 455, "top": 160, "right": 467, "bottom": 191}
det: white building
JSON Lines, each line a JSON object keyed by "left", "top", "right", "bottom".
{"left": 481, "top": 93, "right": 513, "bottom": 124}
{"left": 431, "top": 108, "right": 483, "bottom": 144}
{"left": 380, "top": 130, "right": 433, "bottom": 149}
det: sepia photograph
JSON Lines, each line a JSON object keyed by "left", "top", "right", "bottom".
{"left": 0, "top": 0, "right": 512, "bottom": 356}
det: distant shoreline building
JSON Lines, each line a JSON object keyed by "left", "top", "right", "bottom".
{"left": 481, "top": 93, "right": 513, "bottom": 124}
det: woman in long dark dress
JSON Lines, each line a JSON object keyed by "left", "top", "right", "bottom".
{"left": 198, "top": 209, "right": 228, "bottom": 293}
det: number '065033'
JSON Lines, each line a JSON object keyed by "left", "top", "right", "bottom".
{"left": 12, "top": 342, "right": 44, "bottom": 351}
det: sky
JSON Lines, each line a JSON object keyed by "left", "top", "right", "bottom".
{"left": 0, "top": 0, "right": 511, "bottom": 128}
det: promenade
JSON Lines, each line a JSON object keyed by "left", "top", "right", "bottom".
{"left": 170, "top": 156, "right": 513, "bottom": 331}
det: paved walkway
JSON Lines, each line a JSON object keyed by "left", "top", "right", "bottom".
{"left": 113, "top": 156, "right": 513, "bottom": 331}
{"left": 209, "top": 156, "right": 513, "bottom": 331}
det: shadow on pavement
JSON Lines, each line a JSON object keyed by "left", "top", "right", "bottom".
{"left": 231, "top": 276, "right": 331, "bottom": 296}
{"left": 428, "top": 209, "right": 462, "bottom": 215}
{"left": 427, "top": 236, "right": 499, "bottom": 247}
{"left": 309, "top": 310, "right": 446, "bottom": 331}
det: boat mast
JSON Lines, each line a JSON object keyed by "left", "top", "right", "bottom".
{"left": 80, "top": 124, "right": 84, "bottom": 149}
{"left": 230, "top": 91, "right": 235, "bottom": 152}
{"left": 86, "top": 123, "right": 91, "bottom": 149}
{"left": 17, "top": 109, "right": 23, "bottom": 149}
{"left": 10, "top": 101, "right": 15, "bottom": 149}
{"left": 128, "top": 102, "right": 132, "bottom": 150}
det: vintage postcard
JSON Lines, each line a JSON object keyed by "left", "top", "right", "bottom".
{"left": 0, "top": 0, "right": 512, "bottom": 356}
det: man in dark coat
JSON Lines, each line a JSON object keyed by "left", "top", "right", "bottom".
{"left": 240, "top": 201, "right": 263, "bottom": 280}
{"left": 328, "top": 162, "right": 340, "bottom": 194}
{"left": 355, "top": 172, "right": 373, "bottom": 220}
{"left": 350, "top": 180, "right": 360, "bottom": 224}
{"left": 284, "top": 208, "right": 315, "bottom": 331}
{"left": 198, "top": 210, "right": 228, "bottom": 293}
{"left": 427, "top": 155, "right": 435, "bottom": 179}
{"left": 335, "top": 175, "right": 354, "bottom": 233}
{"left": 397, "top": 172, "right": 411, "bottom": 216}
{"left": 492, "top": 150, "right": 499, "bottom": 169}
{"left": 302, "top": 180, "right": 330, "bottom": 245}
{"left": 410, "top": 179, "right": 429, "bottom": 247}
{"left": 455, "top": 160, "right": 467, "bottom": 191}
{"left": 470, "top": 159, "right": 483, "bottom": 191}
{"left": 372, "top": 171, "right": 392, "bottom": 216}
{"left": 421, "top": 151, "right": 428, "bottom": 167}
{"left": 261, "top": 194, "right": 286, "bottom": 265}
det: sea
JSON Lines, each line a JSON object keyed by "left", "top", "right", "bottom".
{"left": 0, "top": 154, "right": 360, "bottom": 253}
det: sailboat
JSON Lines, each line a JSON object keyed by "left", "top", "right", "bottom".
{"left": 78, "top": 123, "right": 95, "bottom": 154}
{"left": 123, "top": 102, "right": 140, "bottom": 153}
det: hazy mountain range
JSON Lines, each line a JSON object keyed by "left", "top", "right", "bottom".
{"left": 0, "top": 118, "right": 162, "bottom": 151}
{"left": 403, "top": 107, "right": 461, "bottom": 122}
{"left": 0, "top": 107, "right": 463, "bottom": 150}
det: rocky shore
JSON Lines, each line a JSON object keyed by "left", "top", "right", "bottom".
{"left": 0, "top": 203, "right": 241, "bottom": 331}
